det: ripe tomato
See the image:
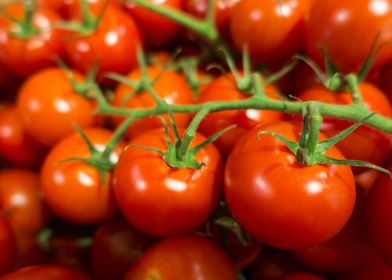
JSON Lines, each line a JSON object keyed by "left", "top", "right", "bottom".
{"left": 0, "top": 106, "right": 47, "bottom": 167}
{"left": 113, "top": 128, "right": 223, "bottom": 236}
{"left": 198, "top": 74, "right": 283, "bottom": 156}
{"left": 90, "top": 218, "right": 156, "bottom": 280}
{"left": 0, "top": 265, "right": 89, "bottom": 280}
{"left": 224, "top": 121, "right": 356, "bottom": 249}
{"left": 230, "top": 0, "right": 312, "bottom": 65}
{"left": 13, "top": 231, "right": 48, "bottom": 269}
{"left": 0, "top": 215, "right": 15, "bottom": 276}
{"left": 0, "top": 4, "right": 65, "bottom": 77}
{"left": 41, "top": 128, "right": 122, "bottom": 225}
{"left": 366, "top": 165, "right": 392, "bottom": 268}
{"left": 124, "top": 0, "right": 183, "bottom": 46}
{"left": 0, "top": 169, "right": 48, "bottom": 233}
{"left": 65, "top": 5, "right": 142, "bottom": 79}
{"left": 124, "top": 235, "right": 238, "bottom": 280}
{"left": 112, "top": 66, "right": 194, "bottom": 139}
{"left": 276, "top": 272, "right": 326, "bottom": 280}
{"left": 297, "top": 83, "right": 392, "bottom": 170}
{"left": 17, "top": 67, "right": 96, "bottom": 146}
{"left": 304, "top": 0, "right": 392, "bottom": 73}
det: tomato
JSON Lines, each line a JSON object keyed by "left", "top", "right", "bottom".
{"left": 125, "top": 0, "right": 183, "bottom": 46}
{"left": 293, "top": 188, "right": 373, "bottom": 272}
{"left": 230, "top": 0, "right": 312, "bottom": 65}
{"left": 41, "top": 128, "right": 122, "bottom": 224}
{"left": 65, "top": 5, "right": 142, "bottom": 79}
{"left": 124, "top": 235, "right": 238, "bottom": 280}
{"left": 0, "top": 215, "right": 15, "bottom": 276}
{"left": 13, "top": 231, "right": 48, "bottom": 269}
{"left": 366, "top": 165, "right": 392, "bottom": 268}
{"left": 0, "top": 106, "right": 47, "bottom": 167}
{"left": 113, "top": 128, "right": 223, "bottom": 236}
{"left": 276, "top": 272, "right": 326, "bottom": 280}
{"left": 0, "top": 265, "right": 89, "bottom": 280}
{"left": 90, "top": 218, "right": 156, "bottom": 280}
{"left": 17, "top": 67, "right": 96, "bottom": 147}
{"left": 297, "top": 83, "right": 392, "bottom": 171}
{"left": 0, "top": 4, "right": 65, "bottom": 77}
{"left": 198, "top": 74, "right": 283, "bottom": 156}
{"left": 224, "top": 121, "right": 356, "bottom": 249}
{"left": 112, "top": 66, "right": 194, "bottom": 139}
{"left": 304, "top": 0, "right": 392, "bottom": 74}
{"left": 0, "top": 169, "right": 48, "bottom": 233}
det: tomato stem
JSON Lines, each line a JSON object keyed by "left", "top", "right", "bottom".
{"left": 345, "top": 74, "right": 365, "bottom": 106}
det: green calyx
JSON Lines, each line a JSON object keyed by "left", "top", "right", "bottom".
{"left": 4, "top": 0, "right": 40, "bottom": 39}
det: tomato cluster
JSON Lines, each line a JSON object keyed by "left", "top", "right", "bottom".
{"left": 0, "top": 0, "right": 391, "bottom": 279}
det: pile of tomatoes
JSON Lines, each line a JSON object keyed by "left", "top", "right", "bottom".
{"left": 0, "top": 0, "right": 392, "bottom": 279}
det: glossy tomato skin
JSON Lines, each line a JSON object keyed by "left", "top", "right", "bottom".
{"left": 0, "top": 169, "right": 48, "bottom": 233}
{"left": 297, "top": 84, "right": 392, "bottom": 170}
{"left": 0, "top": 106, "right": 47, "bottom": 167}
{"left": 0, "top": 216, "right": 15, "bottom": 276}
{"left": 113, "top": 128, "right": 223, "bottom": 237}
{"left": 112, "top": 66, "right": 194, "bottom": 139}
{"left": 90, "top": 218, "right": 156, "bottom": 280}
{"left": 230, "top": 0, "right": 312, "bottom": 65}
{"left": 17, "top": 67, "right": 96, "bottom": 147}
{"left": 224, "top": 121, "right": 356, "bottom": 250}
{"left": 65, "top": 5, "right": 142, "bottom": 79}
{"left": 125, "top": 0, "right": 183, "bottom": 46}
{"left": 41, "top": 128, "right": 121, "bottom": 225}
{"left": 198, "top": 74, "right": 283, "bottom": 156}
{"left": 0, "top": 5, "right": 65, "bottom": 77}
{"left": 124, "top": 235, "right": 238, "bottom": 280}
{"left": 304, "top": 0, "right": 392, "bottom": 73}
{"left": 0, "top": 265, "right": 89, "bottom": 280}
{"left": 366, "top": 165, "right": 392, "bottom": 268}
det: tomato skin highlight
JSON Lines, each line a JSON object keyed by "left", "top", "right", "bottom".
{"left": 41, "top": 128, "right": 121, "bottom": 225}
{"left": 224, "top": 121, "right": 356, "bottom": 250}
{"left": 124, "top": 235, "right": 238, "bottom": 280}
{"left": 113, "top": 128, "right": 223, "bottom": 237}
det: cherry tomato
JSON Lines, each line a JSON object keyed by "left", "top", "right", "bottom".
{"left": 304, "top": 0, "right": 392, "bottom": 73}
{"left": 17, "top": 67, "right": 96, "bottom": 147}
{"left": 124, "top": 235, "right": 238, "bottom": 280}
{"left": 90, "top": 218, "right": 156, "bottom": 280}
{"left": 0, "top": 264, "right": 89, "bottom": 280}
{"left": 65, "top": 5, "right": 143, "bottom": 79}
{"left": 230, "top": 0, "right": 312, "bottom": 65}
{"left": 41, "top": 128, "right": 121, "bottom": 225}
{"left": 224, "top": 121, "right": 356, "bottom": 249}
{"left": 113, "top": 128, "right": 223, "bottom": 236}
{"left": 0, "top": 215, "right": 15, "bottom": 276}
{"left": 13, "top": 231, "right": 48, "bottom": 269}
{"left": 276, "top": 272, "right": 326, "bottom": 280}
{"left": 0, "top": 106, "right": 47, "bottom": 167}
{"left": 0, "top": 4, "right": 65, "bottom": 77}
{"left": 112, "top": 66, "right": 194, "bottom": 139}
{"left": 297, "top": 83, "right": 392, "bottom": 171}
{"left": 0, "top": 169, "right": 48, "bottom": 233}
{"left": 198, "top": 74, "right": 283, "bottom": 156}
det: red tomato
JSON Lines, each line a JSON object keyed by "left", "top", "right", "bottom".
{"left": 0, "top": 4, "right": 65, "bottom": 77}
{"left": 297, "top": 84, "right": 392, "bottom": 171}
{"left": 41, "top": 128, "right": 121, "bottom": 225}
{"left": 224, "top": 121, "right": 356, "bottom": 249}
{"left": 304, "top": 0, "right": 392, "bottom": 73}
{"left": 276, "top": 272, "right": 326, "bottom": 280}
{"left": 13, "top": 231, "right": 48, "bottom": 269}
{"left": 198, "top": 74, "right": 283, "bottom": 156}
{"left": 0, "top": 106, "right": 47, "bottom": 167}
{"left": 0, "top": 169, "right": 48, "bottom": 233}
{"left": 125, "top": 0, "right": 183, "bottom": 46}
{"left": 0, "top": 215, "right": 15, "bottom": 276}
{"left": 90, "top": 218, "right": 156, "bottom": 280}
{"left": 0, "top": 264, "right": 89, "bottom": 280}
{"left": 112, "top": 66, "right": 194, "bottom": 139}
{"left": 366, "top": 165, "right": 392, "bottom": 268}
{"left": 113, "top": 128, "right": 223, "bottom": 236}
{"left": 17, "top": 67, "right": 96, "bottom": 147}
{"left": 230, "top": 0, "right": 312, "bottom": 65}
{"left": 124, "top": 235, "right": 238, "bottom": 280}
{"left": 65, "top": 5, "right": 142, "bottom": 79}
